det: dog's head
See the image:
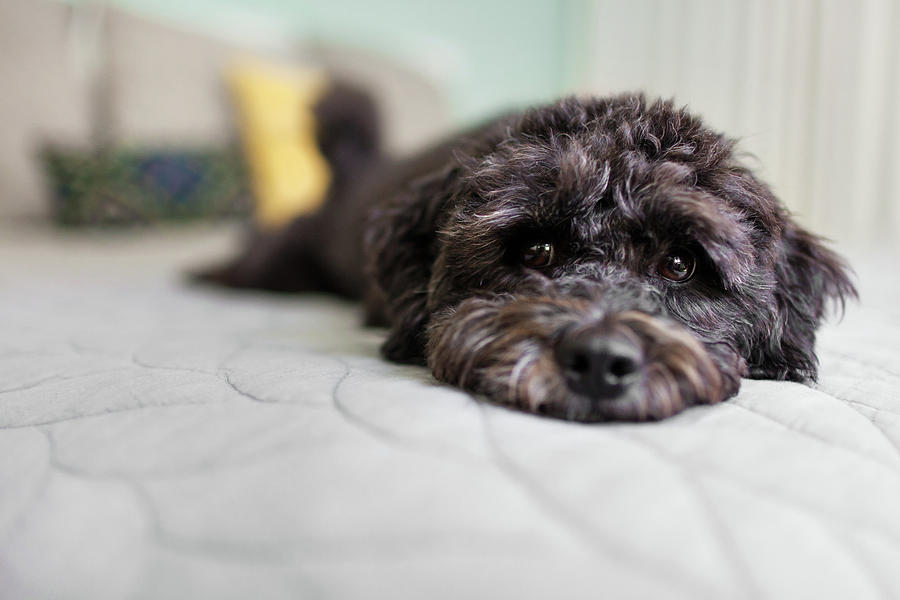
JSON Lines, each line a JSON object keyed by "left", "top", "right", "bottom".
{"left": 367, "top": 94, "right": 856, "bottom": 421}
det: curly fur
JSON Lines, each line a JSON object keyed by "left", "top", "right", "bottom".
{"left": 198, "top": 90, "right": 856, "bottom": 422}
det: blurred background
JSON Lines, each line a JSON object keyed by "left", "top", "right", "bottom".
{"left": 2, "top": 0, "right": 899, "bottom": 245}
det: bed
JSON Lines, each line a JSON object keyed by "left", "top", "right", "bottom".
{"left": 1, "top": 225, "right": 898, "bottom": 599}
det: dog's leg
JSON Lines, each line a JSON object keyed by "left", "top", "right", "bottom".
{"left": 190, "top": 214, "right": 338, "bottom": 293}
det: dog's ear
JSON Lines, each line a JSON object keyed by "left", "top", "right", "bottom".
{"left": 757, "top": 218, "right": 857, "bottom": 381}
{"left": 365, "top": 165, "right": 460, "bottom": 364}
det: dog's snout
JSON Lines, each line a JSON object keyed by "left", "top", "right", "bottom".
{"left": 555, "top": 327, "right": 642, "bottom": 400}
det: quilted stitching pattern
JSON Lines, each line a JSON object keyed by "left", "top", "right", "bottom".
{"left": 1, "top": 231, "right": 897, "bottom": 600}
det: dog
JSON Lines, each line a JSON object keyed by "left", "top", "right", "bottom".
{"left": 197, "top": 87, "right": 856, "bottom": 422}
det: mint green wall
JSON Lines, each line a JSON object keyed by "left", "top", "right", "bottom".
{"left": 70, "top": 0, "right": 589, "bottom": 124}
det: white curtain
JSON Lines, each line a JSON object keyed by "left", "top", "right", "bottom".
{"left": 578, "top": 0, "right": 900, "bottom": 245}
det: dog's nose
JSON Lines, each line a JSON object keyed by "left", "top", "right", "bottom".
{"left": 555, "top": 327, "right": 642, "bottom": 399}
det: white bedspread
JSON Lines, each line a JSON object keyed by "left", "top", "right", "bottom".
{"left": 1, "top": 227, "right": 898, "bottom": 600}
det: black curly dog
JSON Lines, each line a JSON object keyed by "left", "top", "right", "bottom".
{"left": 198, "top": 86, "right": 856, "bottom": 421}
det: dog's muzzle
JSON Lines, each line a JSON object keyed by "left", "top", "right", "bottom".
{"left": 426, "top": 290, "right": 743, "bottom": 422}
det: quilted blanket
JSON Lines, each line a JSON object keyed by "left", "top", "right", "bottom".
{"left": 1, "top": 227, "right": 898, "bottom": 600}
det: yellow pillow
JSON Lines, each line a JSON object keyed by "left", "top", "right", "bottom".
{"left": 227, "top": 59, "right": 331, "bottom": 228}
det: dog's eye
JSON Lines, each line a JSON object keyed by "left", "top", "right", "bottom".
{"left": 658, "top": 248, "right": 696, "bottom": 282}
{"left": 521, "top": 242, "right": 556, "bottom": 269}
